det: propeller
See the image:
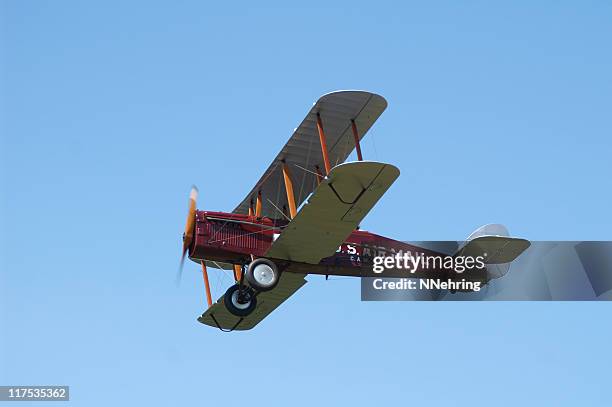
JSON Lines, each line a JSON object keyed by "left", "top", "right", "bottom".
{"left": 177, "top": 185, "right": 198, "bottom": 285}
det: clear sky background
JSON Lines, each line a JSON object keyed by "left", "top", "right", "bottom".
{"left": 1, "top": 1, "right": 611, "bottom": 406}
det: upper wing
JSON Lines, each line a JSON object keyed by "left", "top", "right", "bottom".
{"left": 233, "top": 91, "right": 387, "bottom": 218}
{"left": 266, "top": 161, "right": 400, "bottom": 264}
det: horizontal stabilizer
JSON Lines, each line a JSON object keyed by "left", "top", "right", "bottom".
{"left": 456, "top": 236, "right": 530, "bottom": 264}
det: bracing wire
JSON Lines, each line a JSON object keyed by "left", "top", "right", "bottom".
{"left": 266, "top": 198, "right": 292, "bottom": 222}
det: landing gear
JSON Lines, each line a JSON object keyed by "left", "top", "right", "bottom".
{"left": 224, "top": 284, "right": 257, "bottom": 317}
{"left": 245, "top": 258, "right": 280, "bottom": 291}
{"left": 223, "top": 258, "right": 280, "bottom": 317}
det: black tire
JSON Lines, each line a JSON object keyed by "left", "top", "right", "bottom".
{"left": 246, "top": 258, "right": 280, "bottom": 291}
{"left": 223, "top": 285, "right": 257, "bottom": 317}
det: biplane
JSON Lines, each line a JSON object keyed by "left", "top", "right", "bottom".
{"left": 178, "top": 91, "right": 530, "bottom": 331}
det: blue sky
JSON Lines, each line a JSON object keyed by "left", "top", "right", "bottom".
{"left": 1, "top": 1, "right": 611, "bottom": 406}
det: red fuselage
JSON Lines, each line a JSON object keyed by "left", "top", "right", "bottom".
{"left": 188, "top": 211, "right": 488, "bottom": 282}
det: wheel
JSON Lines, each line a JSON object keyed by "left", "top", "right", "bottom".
{"left": 223, "top": 285, "right": 257, "bottom": 317}
{"left": 245, "top": 258, "right": 280, "bottom": 291}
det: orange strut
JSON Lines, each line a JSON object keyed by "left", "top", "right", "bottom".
{"left": 255, "top": 191, "right": 262, "bottom": 217}
{"left": 351, "top": 120, "right": 363, "bottom": 161}
{"left": 316, "top": 113, "right": 331, "bottom": 175}
{"left": 201, "top": 261, "right": 212, "bottom": 308}
{"left": 282, "top": 161, "right": 297, "bottom": 219}
{"left": 233, "top": 264, "right": 242, "bottom": 282}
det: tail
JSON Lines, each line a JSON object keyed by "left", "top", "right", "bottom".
{"left": 456, "top": 224, "right": 530, "bottom": 280}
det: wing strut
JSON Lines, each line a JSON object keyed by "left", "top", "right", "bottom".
{"left": 316, "top": 112, "right": 332, "bottom": 175}
{"left": 255, "top": 191, "right": 262, "bottom": 217}
{"left": 248, "top": 199, "right": 254, "bottom": 217}
{"left": 351, "top": 119, "right": 363, "bottom": 161}
{"left": 200, "top": 261, "right": 213, "bottom": 308}
{"left": 233, "top": 264, "right": 242, "bottom": 282}
{"left": 282, "top": 161, "right": 297, "bottom": 219}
